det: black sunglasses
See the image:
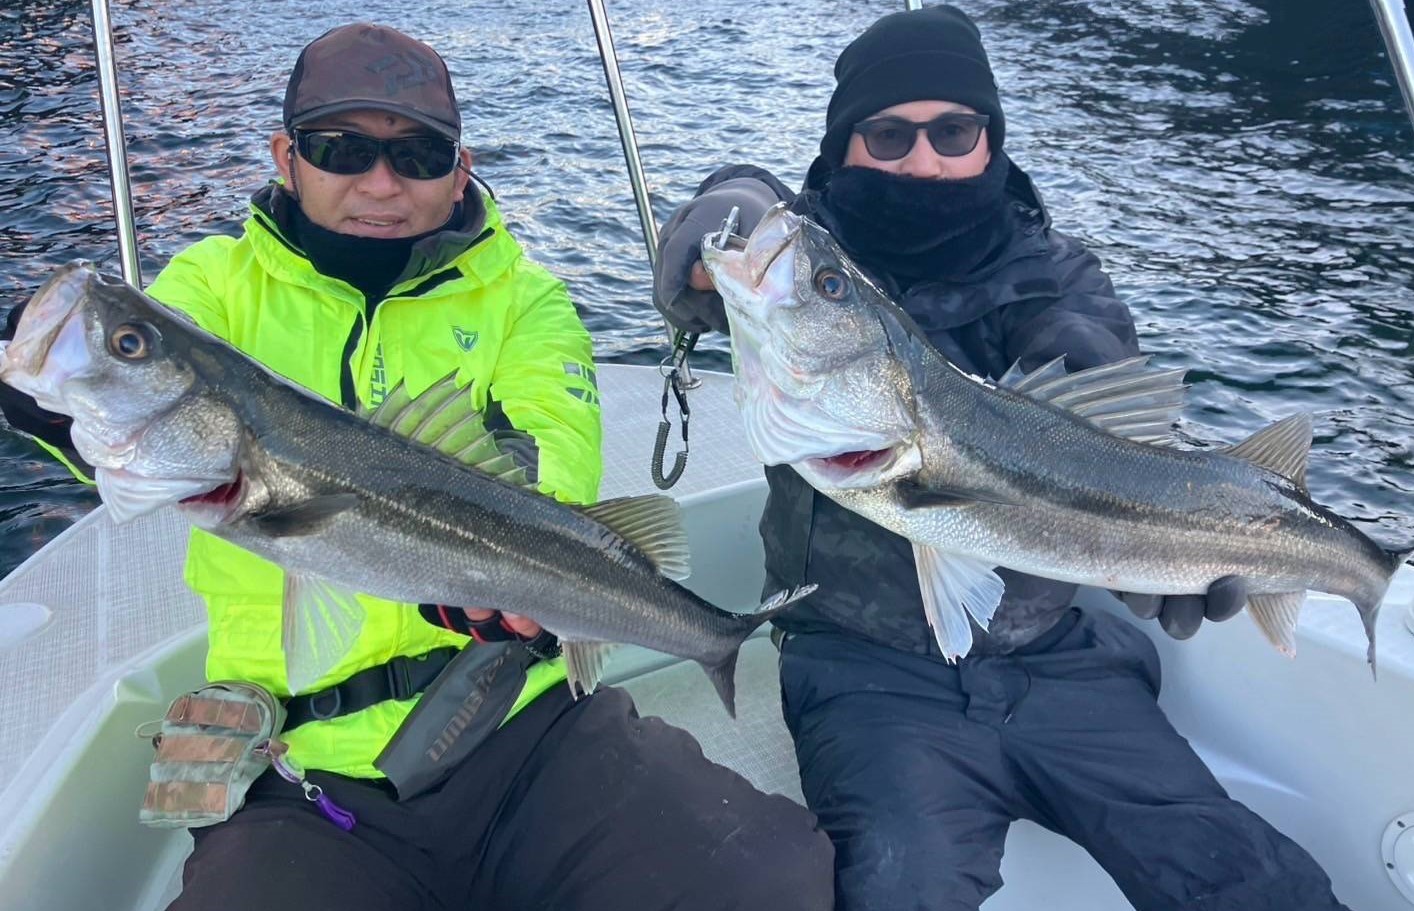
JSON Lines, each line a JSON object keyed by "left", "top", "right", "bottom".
{"left": 852, "top": 112, "right": 990, "bottom": 161}
{"left": 293, "top": 130, "right": 460, "bottom": 180}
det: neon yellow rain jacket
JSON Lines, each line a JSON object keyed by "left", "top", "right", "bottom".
{"left": 144, "top": 185, "right": 602, "bottom": 777}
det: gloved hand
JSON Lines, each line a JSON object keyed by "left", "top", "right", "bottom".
{"left": 1118, "top": 575, "right": 1248, "bottom": 640}
{"left": 1, "top": 298, "right": 83, "bottom": 455}
{"left": 418, "top": 605, "right": 560, "bottom": 660}
{"left": 653, "top": 176, "right": 782, "bottom": 334}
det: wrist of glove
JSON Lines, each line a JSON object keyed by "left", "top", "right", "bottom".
{"left": 417, "top": 604, "right": 561, "bottom": 660}
{"left": 1117, "top": 575, "right": 1247, "bottom": 640}
{"left": 653, "top": 176, "right": 783, "bottom": 334}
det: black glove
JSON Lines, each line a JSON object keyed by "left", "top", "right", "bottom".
{"left": 653, "top": 176, "right": 782, "bottom": 334}
{"left": 1, "top": 299, "right": 85, "bottom": 459}
{"left": 1119, "top": 575, "right": 1248, "bottom": 640}
{"left": 417, "top": 605, "right": 561, "bottom": 661}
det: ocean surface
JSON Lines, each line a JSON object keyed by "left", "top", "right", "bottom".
{"left": 0, "top": 0, "right": 1410, "bottom": 578}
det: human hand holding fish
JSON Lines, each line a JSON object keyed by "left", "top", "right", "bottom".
{"left": 701, "top": 203, "right": 1413, "bottom": 671}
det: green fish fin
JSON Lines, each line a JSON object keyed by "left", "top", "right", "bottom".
{"left": 896, "top": 479, "right": 1017, "bottom": 509}
{"left": 1223, "top": 414, "right": 1312, "bottom": 489}
{"left": 281, "top": 573, "right": 366, "bottom": 694}
{"left": 362, "top": 374, "right": 540, "bottom": 491}
{"left": 582, "top": 494, "right": 691, "bottom": 581}
{"left": 912, "top": 544, "right": 1005, "bottom": 663}
{"left": 1246, "top": 590, "right": 1304, "bottom": 657}
{"left": 562, "top": 640, "right": 615, "bottom": 698}
{"left": 999, "top": 355, "right": 1188, "bottom": 445}
{"left": 252, "top": 493, "right": 361, "bottom": 537}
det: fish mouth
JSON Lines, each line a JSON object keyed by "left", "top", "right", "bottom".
{"left": 701, "top": 204, "right": 802, "bottom": 296}
{"left": 176, "top": 472, "right": 247, "bottom": 527}
{"left": 818, "top": 449, "right": 893, "bottom": 471}
{"left": 801, "top": 442, "right": 919, "bottom": 490}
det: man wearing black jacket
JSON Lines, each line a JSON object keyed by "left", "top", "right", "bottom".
{"left": 653, "top": 6, "right": 1348, "bottom": 911}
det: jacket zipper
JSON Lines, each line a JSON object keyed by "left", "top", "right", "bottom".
{"left": 336, "top": 226, "right": 495, "bottom": 410}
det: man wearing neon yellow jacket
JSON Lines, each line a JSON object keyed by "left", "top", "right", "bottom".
{"left": 0, "top": 23, "right": 832, "bottom": 911}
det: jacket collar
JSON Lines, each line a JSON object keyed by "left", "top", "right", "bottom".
{"left": 245, "top": 182, "right": 517, "bottom": 299}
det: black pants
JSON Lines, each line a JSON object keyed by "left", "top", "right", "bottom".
{"left": 170, "top": 686, "right": 834, "bottom": 911}
{"left": 778, "top": 609, "right": 1350, "bottom": 911}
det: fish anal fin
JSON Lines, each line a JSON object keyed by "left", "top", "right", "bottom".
{"left": 252, "top": 493, "right": 361, "bottom": 537}
{"left": 1224, "top": 414, "right": 1312, "bottom": 489}
{"left": 281, "top": 573, "right": 366, "bottom": 693}
{"left": 1246, "top": 590, "right": 1304, "bottom": 657}
{"left": 912, "top": 544, "right": 1005, "bottom": 662}
{"left": 583, "top": 494, "right": 690, "bottom": 580}
{"left": 562, "top": 640, "right": 615, "bottom": 699}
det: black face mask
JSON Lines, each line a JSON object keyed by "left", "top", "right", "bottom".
{"left": 288, "top": 201, "right": 462, "bottom": 304}
{"left": 816, "top": 151, "right": 1013, "bottom": 284}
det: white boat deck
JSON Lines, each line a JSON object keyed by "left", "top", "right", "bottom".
{"left": 1, "top": 364, "right": 1412, "bottom": 911}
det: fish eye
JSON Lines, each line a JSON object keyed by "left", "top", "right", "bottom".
{"left": 814, "top": 268, "right": 849, "bottom": 300}
{"left": 108, "top": 323, "right": 155, "bottom": 360}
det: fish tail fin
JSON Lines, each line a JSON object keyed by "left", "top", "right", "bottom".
{"left": 702, "top": 584, "right": 818, "bottom": 717}
{"left": 698, "top": 650, "right": 742, "bottom": 719}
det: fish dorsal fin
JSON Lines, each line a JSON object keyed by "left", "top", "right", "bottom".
{"left": 999, "top": 355, "right": 1188, "bottom": 445}
{"left": 1224, "top": 414, "right": 1312, "bottom": 489}
{"left": 582, "top": 494, "right": 691, "bottom": 581}
{"left": 361, "top": 374, "right": 539, "bottom": 491}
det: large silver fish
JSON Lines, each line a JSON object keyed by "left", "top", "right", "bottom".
{"left": 701, "top": 203, "right": 1411, "bottom": 666}
{"left": 0, "top": 263, "right": 812, "bottom": 712}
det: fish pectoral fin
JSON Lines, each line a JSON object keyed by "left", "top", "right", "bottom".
{"left": 562, "top": 640, "right": 615, "bottom": 698}
{"left": 1246, "top": 590, "right": 1304, "bottom": 656}
{"left": 281, "top": 573, "right": 366, "bottom": 694}
{"left": 896, "top": 479, "right": 1018, "bottom": 510}
{"left": 1223, "top": 414, "right": 1312, "bottom": 490}
{"left": 582, "top": 494, "right": 691, "bottom": 581}
{"left": 913, "top": 544, "right": 1005, "bottom": 662}
{"left": 251, "top": 493, "right": 361, "bottom": 537}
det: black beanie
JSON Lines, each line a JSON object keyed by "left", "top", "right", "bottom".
{"left": 819, "top": 4, "right": 1005, "bottom": 167}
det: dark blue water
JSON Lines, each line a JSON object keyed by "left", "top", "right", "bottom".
{"left": 1, "top": 0, "right": 1411, "bottom": 577}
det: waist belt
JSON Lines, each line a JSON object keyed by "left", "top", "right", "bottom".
{"left": 284, "top": 647, "right": 462, "bottom": 731}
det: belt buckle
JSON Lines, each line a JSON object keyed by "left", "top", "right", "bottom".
{"left": 306, "top": 686, "right": 345, "bottom": 721}
{"left": 385, "top": 655, "right": 416, "bottom": 701}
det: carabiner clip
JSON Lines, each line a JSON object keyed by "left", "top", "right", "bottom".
{"left": 651, "top": 332, "right": 698, "bottom": 489}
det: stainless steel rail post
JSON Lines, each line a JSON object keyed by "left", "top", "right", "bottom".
{"left": 88, "top": 0, "right": 142, "bottom": 287}
{"left": 1369, "top": 0, "right": 1414, "bottom": 132}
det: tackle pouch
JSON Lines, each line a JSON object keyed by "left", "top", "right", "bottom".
{"left": 374, "top": 640, "right": 533, "bottom": 799}
{"left": 137, "top": 680, "right": 286, "bottom": 829}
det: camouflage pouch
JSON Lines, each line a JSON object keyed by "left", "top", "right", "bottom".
{"left": 137, "top": 680, "right": 286, "bottom": 829}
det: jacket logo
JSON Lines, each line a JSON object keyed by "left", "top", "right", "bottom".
{"left": 453, "top": 328, "right": 479, "bottom": 352}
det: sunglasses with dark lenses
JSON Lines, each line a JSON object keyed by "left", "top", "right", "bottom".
{"left": 293, "top": 130, "right": 460, "bottom": 180}
{"left": 852, "top": 112, "right": 991, "bottom": 161}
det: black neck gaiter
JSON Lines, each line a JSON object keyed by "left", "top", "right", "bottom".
{"left": 289, "top": 202, "right": 461, "bottom": 304}
{"left": 817, "top": 151, "right": 1013, "bottom": 284}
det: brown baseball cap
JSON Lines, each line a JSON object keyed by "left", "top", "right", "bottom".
{"left": 283, "top": 23, "right": 461, "bottom": 140}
